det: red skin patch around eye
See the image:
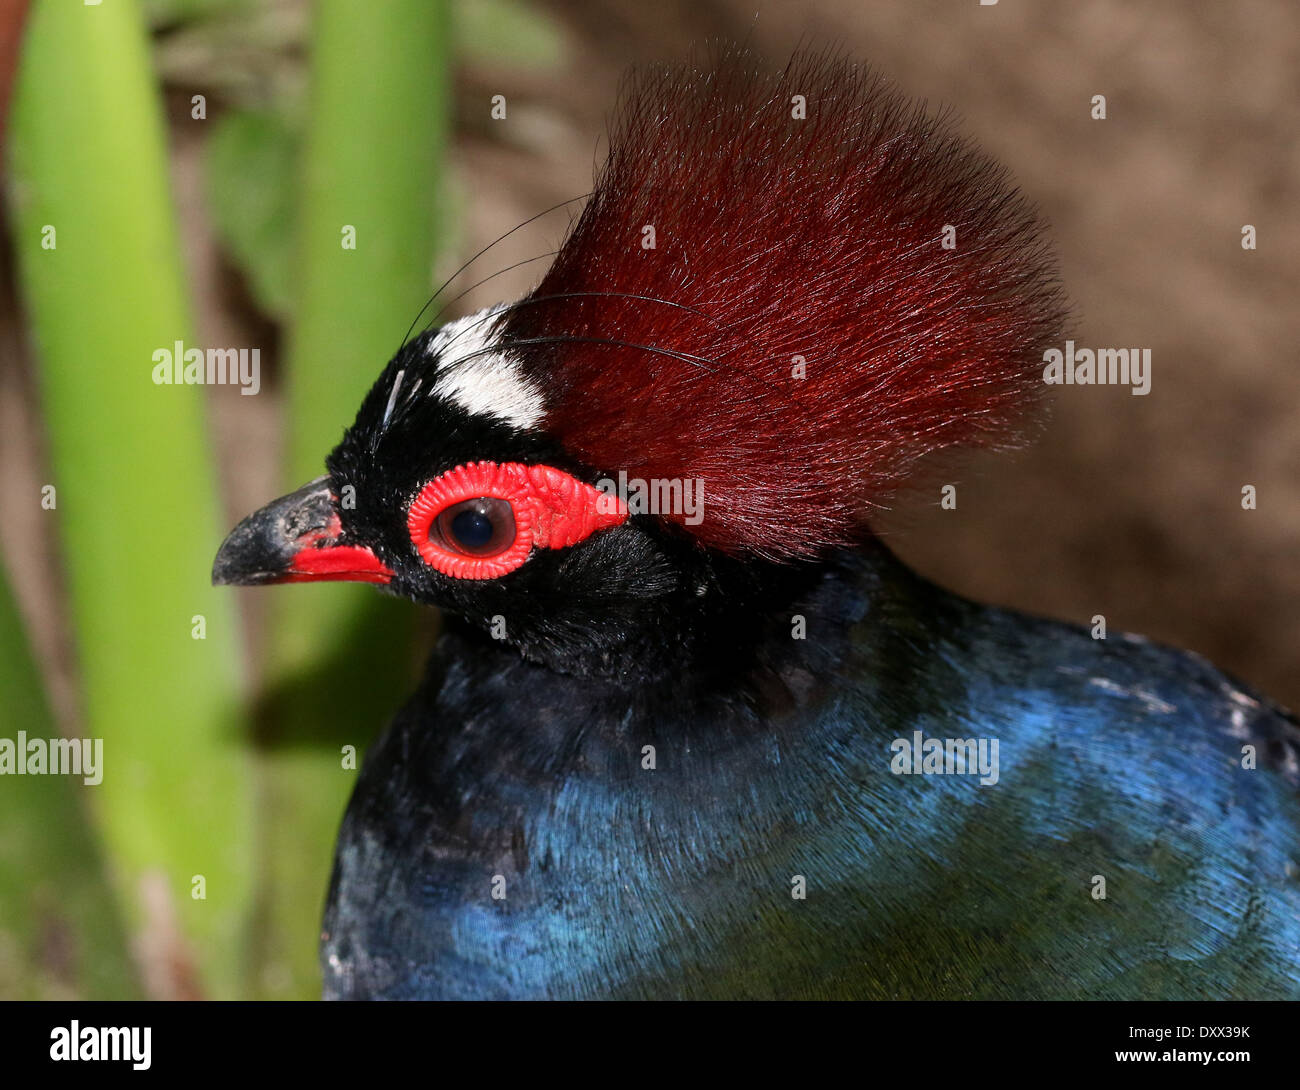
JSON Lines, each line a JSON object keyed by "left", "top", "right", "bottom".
{"left": 407, "top": 461, "right": 627, "bottom": 579}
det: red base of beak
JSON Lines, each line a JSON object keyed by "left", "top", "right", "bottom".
{"left": 212, "top": 477, "right": 394, "bottom": 587}
{"left": 283, "top": 544, "right": 394, "bottom": 584}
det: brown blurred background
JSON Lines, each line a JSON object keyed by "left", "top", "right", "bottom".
{"left": 3, "top": 0, "right": 1297, "bottom": 724}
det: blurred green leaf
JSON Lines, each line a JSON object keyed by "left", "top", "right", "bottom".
{"left": 206, "top": 107, "right": 299, "bottom": 319}
{"left": 457, "top": 0, "right": 565, "bottom": 69}
{"left": 7, "top": 0, "right": 254, "bottom": 998}
{"left": 254, "top": 0, "right": 450, "bottom": 999}
{"left": 0, "top": 569, "right": 140, "bottom": 1000}
{"left": 143, "top": 0, "right": 252, "bottom": 28}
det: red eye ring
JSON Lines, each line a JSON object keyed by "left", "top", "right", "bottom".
{"left": 406, "top": 461, "right": 627, "bottom": 580}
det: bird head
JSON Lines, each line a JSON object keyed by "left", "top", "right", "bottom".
{"left": 213, "top": 48, "right": 1066, "bottom": 679}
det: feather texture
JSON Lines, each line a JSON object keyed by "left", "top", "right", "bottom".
{"left": 504, "top": 48, "right": 1067, "bottom": 558}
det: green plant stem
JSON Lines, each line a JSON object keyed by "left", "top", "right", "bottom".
{"left": 7, "top": 0, "right": 253, "bottom": 998}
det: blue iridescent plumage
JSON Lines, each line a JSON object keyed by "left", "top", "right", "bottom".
{"left": 321, "top": 544, "right": 1300, "bottom": 999}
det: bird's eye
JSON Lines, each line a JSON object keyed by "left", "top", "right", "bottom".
{"left": 406, "top": 461, "right": 626, "bottom": 580}
{"left": 432, "top": 497, "right": 516, "bottom": 557}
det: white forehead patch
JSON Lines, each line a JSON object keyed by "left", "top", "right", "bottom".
{"left": 427, "top": 304, "right": 546, "bottom": 430}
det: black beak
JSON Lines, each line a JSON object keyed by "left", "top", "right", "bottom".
{"left": 212, "top": 476, "right": 393, "bottom": 587}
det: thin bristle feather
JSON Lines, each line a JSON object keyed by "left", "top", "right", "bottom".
{"left": 504, "top": 47, "right": 1067, "bottom": 559}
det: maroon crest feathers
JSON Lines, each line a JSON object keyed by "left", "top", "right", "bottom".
{"left": 505, "top": 48, "right": 1067, "bottom": 559}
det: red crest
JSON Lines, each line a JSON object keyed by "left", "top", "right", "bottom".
{"left": 500, "top": 48, "right": 1066, "bottom": 559}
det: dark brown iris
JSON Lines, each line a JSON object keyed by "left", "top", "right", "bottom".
{"left": 434, "top": 497, "right": 516, "bottom": 557}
